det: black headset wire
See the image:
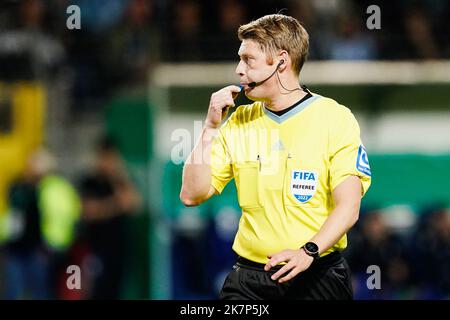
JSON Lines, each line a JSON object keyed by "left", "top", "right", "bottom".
{"left": 275, "top": 68, "right": 311, "bottom": 95}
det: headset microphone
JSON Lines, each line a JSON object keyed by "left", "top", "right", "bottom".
{"left": 237, "top": 59, "right": 305, "bottom": 94}
{"left": 246, "top": 59, "right": 284, "bottom": 89}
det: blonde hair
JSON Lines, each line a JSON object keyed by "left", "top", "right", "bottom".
{"left": 238, "top": 14, "right": 309, "bottom": 74}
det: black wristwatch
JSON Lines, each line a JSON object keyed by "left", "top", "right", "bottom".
{"left": 301, "top": 242, "right": 320, "bottom": 259}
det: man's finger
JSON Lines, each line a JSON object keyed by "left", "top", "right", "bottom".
{"left": 264, "top": 257, "right": 278, "bottom": 271}
{"left": 270, "top": 262, "right": 295, "bottom": 281}
{"left": 225, "top": 99, "right": 235, "bottom": 108}
{"left": 278, "top": 267, "right": 302, "bottom": 283}
{"left": 266, "top": 255, "right": 289, "bottom": 270}
{"left": 270, "top": 254, "right": 289, "bottom": 266}
{"left": 226, "top": 85, "right": 242, "bottom": 93}
{"left": 264, "top": 251, "right": 287, "bottom": 271}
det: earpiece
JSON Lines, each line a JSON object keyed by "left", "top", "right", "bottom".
{"left": 278, "top": 59, "right": 285, "bottom": 67}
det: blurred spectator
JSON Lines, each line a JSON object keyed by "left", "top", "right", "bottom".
{"left": 2, "top": 148, "right": 80, "bottom": 299}
{"left": 345, "top": 0, "right": 444, "bottom": 60}
{"left": 78, "top": 137, "right": 141, "bottom": 299}
{"left": 165, "top": 0, "right": 203, "bottom": 61}
{"left": 349, "top": 0, "right": 406, "bottom": 60}
{"left": 326, "top": 11, "right": 378, "bottom": 60}
{"left": 171, "top": 210, "right": 211, "bottom": 299}
{"left": 62, "top": 1, "right": 128, "bottom": 112}
{"left": 70, "top": 0, "right": 128, "bottom": 35}
{"left": 2, "top": 149, "right": 50, "bottom": 299}
{"left": 0, "top": 0, "right": 65, "bottom": 81}
{"left": 439, "top": 2, "right": 450, "bottom": 58}
{"left": 217, "top": 0, "right": 246, "bottom": 35}
{"left": 412, "top": 206, "right": 450, "bottom": 298}
{"left": 346, "top": 210, "right": 412, "bottom": 299}
{"left": 403, "top": 3, "right": 440, "bottom": 60}
{"left": 289, "top": 0, "right": 323, "bottom": 60}
{"left": 107, "top": 0, "right": 160, "bottom": 86}
{"left": 205, "top": 0, "right": 247, "bottom": 61}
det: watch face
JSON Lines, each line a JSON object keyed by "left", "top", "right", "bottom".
{"left": 305, "top": 242, "right": 319, "bottom": 254}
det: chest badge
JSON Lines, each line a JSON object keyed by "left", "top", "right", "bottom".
{"left": 291, "top": 170, "right": 318, "bottom": 203}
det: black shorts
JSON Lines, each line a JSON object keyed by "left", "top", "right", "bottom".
{"left": 220, "top": 251, "right": 353, "bottom": 300}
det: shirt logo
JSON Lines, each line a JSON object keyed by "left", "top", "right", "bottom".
{"left": 356, "top": 145, "right": 371, "bottom": 176}
{"left": 291, "top": 170, "right": 318, "bottom": 203}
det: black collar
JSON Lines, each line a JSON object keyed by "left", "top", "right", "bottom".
{"left": 265, "top": 92, "right": 313, "bottom": 116}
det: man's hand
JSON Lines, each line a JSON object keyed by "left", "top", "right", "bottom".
{"left": 205, "top": 85, "right": 242, "bottom": 129}
{"left": 264, "top": 249, "right": 314, "bottom": 283}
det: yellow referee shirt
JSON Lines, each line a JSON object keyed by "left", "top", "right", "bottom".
{"left": 210, "top": 94, "right": 371, "bottom": 263}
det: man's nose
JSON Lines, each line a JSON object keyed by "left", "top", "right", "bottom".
{"left": 235, "top": 60, "right": 245, "bottom": 77}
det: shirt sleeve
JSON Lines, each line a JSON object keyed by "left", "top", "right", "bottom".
{"left": 210, "top": 125, "right": 233, "bottom": 194}
{"left": 329, "top": 108, "right": 372, "bottom": 196}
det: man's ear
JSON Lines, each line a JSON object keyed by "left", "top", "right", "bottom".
{"left": 278, "top": 51, "right": 289, "bottom": 71}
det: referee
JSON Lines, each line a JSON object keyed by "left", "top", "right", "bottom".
{"left": 180, "top": 14, "right": 371, "bottom": 300}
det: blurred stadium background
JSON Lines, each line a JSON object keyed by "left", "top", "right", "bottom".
{"left": 0, "top": 0, "right": 449, "bottom": 300}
